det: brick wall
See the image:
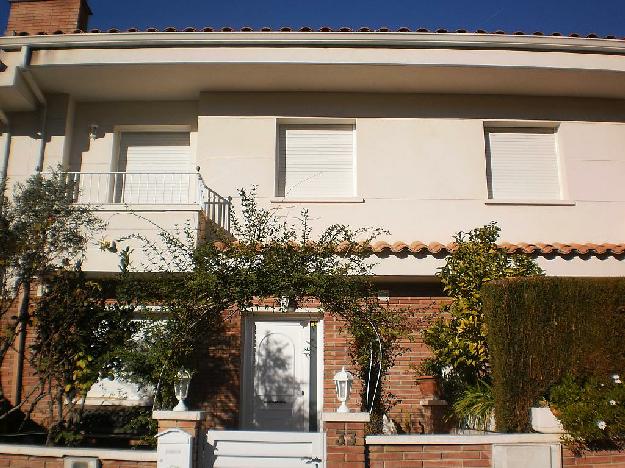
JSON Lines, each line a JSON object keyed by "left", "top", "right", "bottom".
{"left": 0, "top": 286, "right": 52, "bottom": 429}
{"left": 5, "top": 0, "right": 91, "bottom": 35}
{"left": 0, "top": 453, "right": 155, "bottom": 468}
{"left": 368, "top": 443, "right": 492, "bottom": 468}
{"left": 323, "top": 290, "right": 449, "bottom": 433}
{"left": 563, "top": 449, "right": 625, "bottom": 467}
{"left": 188, "top": 311, "right": 241, "bottom": 430}
{"left": 1, "top": 285, "right": 447, "bottom": 433}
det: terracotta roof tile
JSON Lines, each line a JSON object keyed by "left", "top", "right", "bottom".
{"left": 368, "top": 241, "right": 625, "bottom": 257}
{"left": 209, "top": 240, "right": 625, "bottom": 257}
{"left": 5, "top": 27, "right": 624, "bottom": 40}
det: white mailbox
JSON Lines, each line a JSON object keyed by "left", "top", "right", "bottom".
{"left": 156, "top": 428, "right": 194, "bottom": 468}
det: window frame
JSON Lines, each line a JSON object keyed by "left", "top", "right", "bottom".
{"left": 273, "top": 121, "right": 362, "bottom": 203}
{"left": 483, "top": 123, "right": 573, "bottom": 206}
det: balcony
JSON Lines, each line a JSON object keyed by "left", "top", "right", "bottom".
{"left": 64, "top": 171, "right": 231, "bottom": 231}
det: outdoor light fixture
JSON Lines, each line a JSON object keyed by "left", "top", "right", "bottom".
{"left": 173, "top": 368, "right": 191, "bottom": 412}
{"left": 333, "top": 366, "right": 353, "bottom": 413}
{"left": 88, "top": 124, "right": 99, "bottom": 140}
{"left": 279, "top": 296, "right": 297, "bottom": 312}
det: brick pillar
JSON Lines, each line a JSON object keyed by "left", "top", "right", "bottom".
{"left": 6, "top": 0, "right": 92, "bottom": 35}
{"left": 153, "top": 410, "right": 206, "bottom": 468}
{"left": 323, "top": 412, "right": 370, "bottom": 468}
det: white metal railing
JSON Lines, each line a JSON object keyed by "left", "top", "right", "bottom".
{"left": 64, "top": 171, "right": 231, "bottom": 230}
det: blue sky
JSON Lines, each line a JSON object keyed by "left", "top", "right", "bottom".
{"left": 1, "top": 0, "right": 624, "bottom": 37}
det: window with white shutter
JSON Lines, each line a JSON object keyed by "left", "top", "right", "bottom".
{"left": 117, "top": 132, "right": 193, "bottom": 204}
{"left": 485, "top": 128, "right": 561, "bottom": 200}
{"left": 277, "top": 125, "right": 355, "bottom": 198}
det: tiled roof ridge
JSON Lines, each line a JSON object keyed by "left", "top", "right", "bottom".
{"left": 211, "top": 240, "right": 625, "bottom": 257}
{"left": 6, "top": 27, "right": 624, "bottom": 41}
{"left": 368, "top": 241, "right": 625, "bottom": 256}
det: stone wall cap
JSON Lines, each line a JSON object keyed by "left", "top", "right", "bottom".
{"left": 152, "top": 410, "right": 205, "bottom": 421}
{"left": 366, "top": 433, "right": 562, "bottom": 445}
{"left": 322, "top": 411, "right": 371, "bottom": 422}
{"left": 0, "top": 444, "right": 156, "bottom": 461}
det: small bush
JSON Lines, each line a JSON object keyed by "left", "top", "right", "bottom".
{"left": 549, "top": 374, "right": 625, "bottom": 453}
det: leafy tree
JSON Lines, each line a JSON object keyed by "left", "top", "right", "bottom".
{"left": 108, "top": 188, "right": 409, "bottom": 428}
{"left": 422, "top": 222, "right": 542, "bottom": 401}
{"left": 0, "top": 168, "right": 134, "bottom": 444}
{"left": 31, "top": 269, "right": 135, "bottom": 445}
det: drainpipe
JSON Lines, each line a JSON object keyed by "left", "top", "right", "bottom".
{"left": 13, "top": 45, "right": 47, "bottom": 403}
{"left": 0, "top": 110, "right": 10, "bottom": 206}
{"left": 17, "top": 45, "right": 47, "bottom": 172}
{"left": 35, "top": 104, "right": 47, "bottom": 172}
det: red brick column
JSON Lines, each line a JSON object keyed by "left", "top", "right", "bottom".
{"left": 323, "top": 412, "right": 370, "bottom": 468}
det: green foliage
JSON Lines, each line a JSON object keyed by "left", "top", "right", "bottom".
{"left": 422, "top": 222, "right": 542, "bottom": 390}
{"left": 31, "top": 268, "right": 135, "bottom": 445}
{"left": 483, "top": 277, "right": 625, "bottom": 433}
{"left": 0, "top": 168, "right": 105, "bottom": 442}
{"left": 549, "top": 375, "right": 625, "bottom": 453}
{"left": 111, "top": 188, "right": 408, "bottom": 424}
{"left": 452, "top": 381, "right": 495, "bottom": 432}
{"left": 78, "top": 406, "right": 157, "bottom": 447}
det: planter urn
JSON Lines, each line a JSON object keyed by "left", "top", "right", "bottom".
{"left": 531, "top": 407, "right": 565, "bottom": 434}
{"left": 416, "top": 375, "right": 440, "bottom": 399}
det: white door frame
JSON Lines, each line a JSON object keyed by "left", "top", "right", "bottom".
{"left": 240, "top": 309, "right": 324, "bottom": 432}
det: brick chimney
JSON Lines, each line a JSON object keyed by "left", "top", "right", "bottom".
{"left": 6, "top": 0, "right": 92, "bottom": 35}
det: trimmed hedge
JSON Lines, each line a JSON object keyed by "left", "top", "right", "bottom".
{"left": 482, "top": 277, "right": 625, "bottom": 432}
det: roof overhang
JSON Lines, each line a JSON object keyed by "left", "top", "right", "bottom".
{"left": 1, "top": 32, "right": 625, "bottom": 111}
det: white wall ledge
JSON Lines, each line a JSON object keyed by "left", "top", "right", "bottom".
{"left": 271, "top": 197, "right": 365, "bottom": 204}
{"left": 0, "top": 444, "right": 157, "bottom": 461}
{"left": 83, "top": 203, "right": 202, "bottom": 212}
{"left": 322, "top": 411, "right": 371, "bottom": 422}
{"left": 484, "top": 199, "right": 576, "bottom": 206}
{"left": 152, "top": 410, "right": 205, "bottom": 421}
{"left": 366, "top": 433, "right": 562, "bottom": 445}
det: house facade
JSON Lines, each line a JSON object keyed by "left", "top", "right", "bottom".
{"left": 1, "top": 1, "right": 625, "bottom": 466}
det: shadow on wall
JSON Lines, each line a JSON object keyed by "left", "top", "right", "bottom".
{"left": 199, "top": 93, "right": 625, "bottom": 123}
{"left": 251, "top": 329, "right": 307, "bottom": 431}
{"left": 187, "top": 313, "right": 241, "bottom": 430}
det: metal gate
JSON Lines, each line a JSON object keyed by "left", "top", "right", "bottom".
{"left": 205, "top": 430, "right": 325, "bottom": 468}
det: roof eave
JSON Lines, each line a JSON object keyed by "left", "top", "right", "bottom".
{"left": 1, "top": 31, "right": 624, "bottom": 55}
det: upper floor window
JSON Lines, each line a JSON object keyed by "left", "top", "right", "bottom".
{"left": 485, "top": 128, "right": 561, "bottom": 200}
{"left": 277, "top": 125, "right": 355, "bottom": 198}
{"left": 115, "top": 132, "right": 193, "bottom": 204}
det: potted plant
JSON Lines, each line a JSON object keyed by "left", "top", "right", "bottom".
{"left": 531, "top": 399, "right": 565, "bottom": 434}
{"left": 416, "top": 375, "right": 440, "bottom": 399}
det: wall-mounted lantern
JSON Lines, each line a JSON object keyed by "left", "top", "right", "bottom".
{"left": 333, "top": 366, "right": 353, "bottom": 413}
{"left": 173, "top": 368, "right": 192, "bottom": 412}
{"left": 88, "top": 124, "right": 99, "bottom": 140}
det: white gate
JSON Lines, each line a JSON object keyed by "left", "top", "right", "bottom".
{"left": 205, "top": 430, "right": 325, "bottom": 468}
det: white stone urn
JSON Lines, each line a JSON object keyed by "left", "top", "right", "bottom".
{"left": 531, "top": 407, "right": 565, "bottom": 434}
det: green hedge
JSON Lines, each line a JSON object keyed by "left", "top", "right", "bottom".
{"left": 482, "top": 277, "right": 625, "bottom": 432}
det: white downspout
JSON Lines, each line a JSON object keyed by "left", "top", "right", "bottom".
{"left": 17, "top": 45, "right": 47, "bottom": 172}
{"left": 0, "top": 110, "right": 10, "bottom": 201}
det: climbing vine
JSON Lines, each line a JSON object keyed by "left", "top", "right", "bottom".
{"left": 107, "top": 188, "right": 409, "bottom": 427}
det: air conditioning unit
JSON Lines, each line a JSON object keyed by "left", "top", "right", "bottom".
{"left": 63, "top": 457, "right": 100, "bottom": 468}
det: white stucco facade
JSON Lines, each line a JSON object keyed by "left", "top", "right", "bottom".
{"left": 1, "top": 32, "right": 624, "bottom": 277}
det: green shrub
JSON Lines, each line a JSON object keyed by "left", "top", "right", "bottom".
{"left": 483, "top": 277, "right": 625, "bottom": 432}
{"left": 452, "top": 381, "right": 496, "bottom": 432}
{"left": 549, "top": 374, "right": 625, "bottom": 453}
{"left": 422, "top": 222, "right": 541, "bottom": 393}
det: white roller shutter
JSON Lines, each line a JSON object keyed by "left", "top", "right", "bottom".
{"left": 278, "top": 125, "right": 354, "bottom": 198}
{"left": 486, "top": 128, "right": 561, "bottom": 200}
{"left": 118, "top": 132, "right": 193, "bottom": 204}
